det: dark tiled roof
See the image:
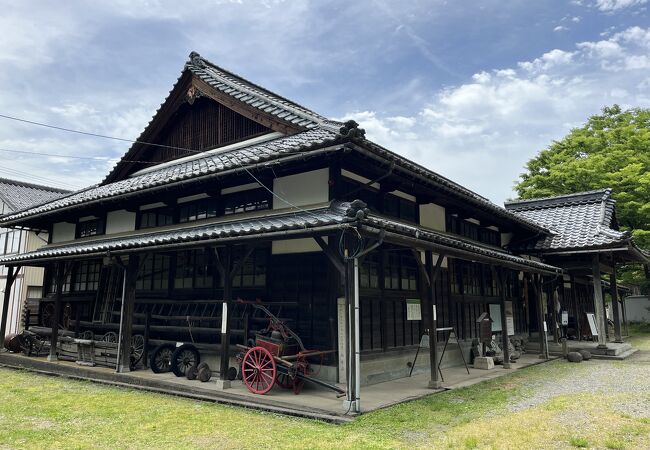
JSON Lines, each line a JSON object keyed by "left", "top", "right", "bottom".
{"left": 187, "top": 52, "right": 327, "bottom": 129}
{"left": 0, "top": 178, "right": 69, "bottom": 213}
{"left": 0, "top": 202, "right": 561, "bottom": 274}
{"left": 355, "top": 140, "right": 550, "bottom": 234}
{"left": 0, "top": 128, "right": 341, "bottom": 224}
{"left": 504, "top": 189, "right": 630, "bottom": 251}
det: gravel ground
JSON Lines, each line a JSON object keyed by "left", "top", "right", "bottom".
{"left": 508, "top": 350, "right": 650, "bottom": 416}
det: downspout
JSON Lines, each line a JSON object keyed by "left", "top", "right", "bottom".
{"left": 353, "top": 257, "right": 361, "bottom": 413}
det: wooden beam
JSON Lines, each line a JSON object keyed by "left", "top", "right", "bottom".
{"left": 0, "top": 265, "right": 19, "bottom": 349}
{"left": 314, "top": 236, "right": 345, "bottom": 276}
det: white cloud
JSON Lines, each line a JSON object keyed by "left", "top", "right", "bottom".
{"left": 595, "top": 0, "right": 648, "bottom": 11}
{"left": 342, "top": 26, "right": 650, "bottom": 203}
{"left": 518, "top": 49, "right": 575, "bottom": 72}
{"left": 554, "top": 25, "right": 569, "bottom": 32}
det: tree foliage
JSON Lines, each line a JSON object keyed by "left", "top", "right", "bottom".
{"left": 515, "top": 105, "right": 650, "bottom": 290}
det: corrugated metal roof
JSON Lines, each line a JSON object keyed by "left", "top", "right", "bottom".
{"left": 0, "top": 201, "right": 562, "bottom": 274}
{"left": 504, "top": 189, "right": 630, "bottom": 251}
{"left": 0, "top": 178, "right": 69, "bottom": 213}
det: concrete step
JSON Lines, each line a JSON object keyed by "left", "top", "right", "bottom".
{"left": 590, "top": 348, "right": 638, "bottom": 360}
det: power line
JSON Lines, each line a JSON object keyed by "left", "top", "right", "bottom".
{"left": 0, "top": 146, "right": 159, "bottom": 164}
{"left": 0, "top": 112, "right": 332, "bottom": 220}
{"left": 0, "top": 166, "right": 78, "bottom": 190}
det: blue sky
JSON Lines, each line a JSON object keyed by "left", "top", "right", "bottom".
{"left": 0, "top": 0, "right": 649, "bottom": 203}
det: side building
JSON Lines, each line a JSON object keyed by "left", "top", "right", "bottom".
{"left": 0, "top": 178, "right": 69, "bottom": 339}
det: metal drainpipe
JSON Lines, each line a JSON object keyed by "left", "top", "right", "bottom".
{"left": 353, "top": 257, "right": 361, "bottom": 413}
{"left": 115, "top": 266, "right": 127, "bottom": 373}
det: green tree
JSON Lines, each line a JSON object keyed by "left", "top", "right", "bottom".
{"left": 515, "top": 105, "right": 650, "bottom": 291}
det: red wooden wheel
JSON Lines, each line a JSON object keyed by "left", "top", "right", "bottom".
{"left": 242, "top": 346, "right": 276, "bottom": 395}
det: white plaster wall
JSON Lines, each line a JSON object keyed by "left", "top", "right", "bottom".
{"left": 419, "top": 203, "right": 446, "bottom": 231}
{"left": 106, "top": 210, "right": 136, "bottom": 235}
{"left": 52, "top": 222, "right": 76, "bottom": 243}
{"left": 624, "top": 296, "right": 650, "bottom": 322}
{"left": 272, "top": 168, "right": 329, "bottom": 210}
{"left": 271, "top": 168, "right": 329, "bottom": 254}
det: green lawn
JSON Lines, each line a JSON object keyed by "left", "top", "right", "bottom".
{"left": 1, "top": 330, "right": 649, "bottom": 449}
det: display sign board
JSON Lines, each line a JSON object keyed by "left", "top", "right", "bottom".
{"left": 561, "top": 311, "right": 569, "bottom": 326}
{"left": 490, "top": 304, "right": 502, "bottom": 332}
{"left": 586, "top": 312, "right": 599, "bottom": 336}
{"left": 406, "top": 299, "right": 422, "bottom": 321}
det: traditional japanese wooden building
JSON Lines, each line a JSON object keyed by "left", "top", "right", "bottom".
{"left": 505, "top": 189, "right": 649, "bottom": 352}
{"left": 0, "top": 178, "right": 69, "bottom": 340}
{"left": 0, "top": 52, "right": 646, "bottom": 412}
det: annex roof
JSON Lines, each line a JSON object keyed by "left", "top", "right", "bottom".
{"left": 0, "top": 201, "right": 562, "bottom": 275}
{"left": 504, "top": 189, "right": 648, "bottom": 262}
{"left": 0, "top": 178, "right": 69, "bottom": 213}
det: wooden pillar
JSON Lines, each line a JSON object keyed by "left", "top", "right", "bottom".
{"left": 424, "top": 251, "right": 443, "bottom": 388}
{"left": 143, "top": 306, "right": 151, "bottom": 369}
{"left": 609, "top": 267, "right": 623, "bottom": 343}
{"left": 219, "top": 246, "right": 233, "bottom": 383}
{"left": 0, "top": 265, "right": 18, "bottom": 349}
{"left": 496, "top": 268, "right": 511, "bottom": 369}
{"left": 533, "top": 275, "right": 547, "bottom": 358}
{"left": 118, "top": 254, "right": 139, "bottom": 372}
{"left": 591, "top": 254, "right": 607, "bottom": 349}
{"left": 48, "top": 263, "right": 65, "bottom": 362}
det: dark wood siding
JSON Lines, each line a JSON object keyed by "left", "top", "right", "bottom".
{"left": 133, "top": 98, "right": 270, "bottom": 173}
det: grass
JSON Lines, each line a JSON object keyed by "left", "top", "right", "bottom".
{"left": 1, "top": 331, "right": 649, "bottom": 449}
{"left": 626, "top": 322, "right": 650, "bottom": 350}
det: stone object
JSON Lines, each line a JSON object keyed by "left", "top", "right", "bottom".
{"left": 474, "top": 356, "right": 495, "bottom": 370}
{"left": 567, "top": 351, "right": 583, "bottom": 363}
{"left": 578, "top": 349, "right": 592, "bottom": 361}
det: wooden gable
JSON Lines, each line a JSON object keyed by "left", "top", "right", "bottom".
{"left": 104, "top": 69, "right": 306, "bottom": 183}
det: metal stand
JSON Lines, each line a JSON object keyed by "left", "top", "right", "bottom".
{"left": 410, "top": 327, "right": 470, "bottom": 382}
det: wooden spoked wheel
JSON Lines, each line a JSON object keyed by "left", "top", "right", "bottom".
{"left": 242, "top": 346, "right": 276, "bottom": 395}
{"left": 41, "top": 303, "right": 55, "bottom": 328}
{"left": 275, "top": 372, "right": 294, "bottom": 390}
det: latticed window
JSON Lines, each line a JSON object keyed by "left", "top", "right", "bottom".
{"left": 222, "top": 188, "right": 270, "bottom": 216}
{"left": 359, "top": 252, "right": 380, "bottom": 289}
{"left": 136, "top": 254, "right": 170, "bottom": 291}
{"left": 174, "top": 249, "right": 214, "bottom": 289}
{"left": 179, "top": 198, "right": 218, "bottom": 223}
{"left": 383, "top": 253, "right": 417, "bottom": 291}
{"left": 232, "top": 248, "right": 267, "bottom": 288}
{"left": 384, "top": 194, "right": 417, "bottom": 222}
{"left": 72, "top": 261, "right": 101, "bottom": 292}
{"left": 76, "top": 219, "right": 104, "bottom": 238}
{"left": 139, "top": 208, "right": 174, "bottom": 229}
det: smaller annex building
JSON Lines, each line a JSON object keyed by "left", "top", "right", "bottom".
{"left": 0, "top": 178, "right": 69, "bottom": 340}
{"left": 0, "top": 52, "right": 647, "bottom": 414}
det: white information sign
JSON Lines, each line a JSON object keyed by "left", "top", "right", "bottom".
{"left": 406, "top": 299, "right": 421, "bottom": 321}
{"left": 586, "top": 312, "right": 599, "bottom": 336}
{"left": 433, "top": 305, "right": 437, "bottom": 321}
{"left": 561, "top": 311, "right": 569, "bottom": 326}
{"left": 490, "top": 304, "right": 502, "bottom": 332}
{"left": 221, "top": 303, "right": 228, "bottom": 333}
